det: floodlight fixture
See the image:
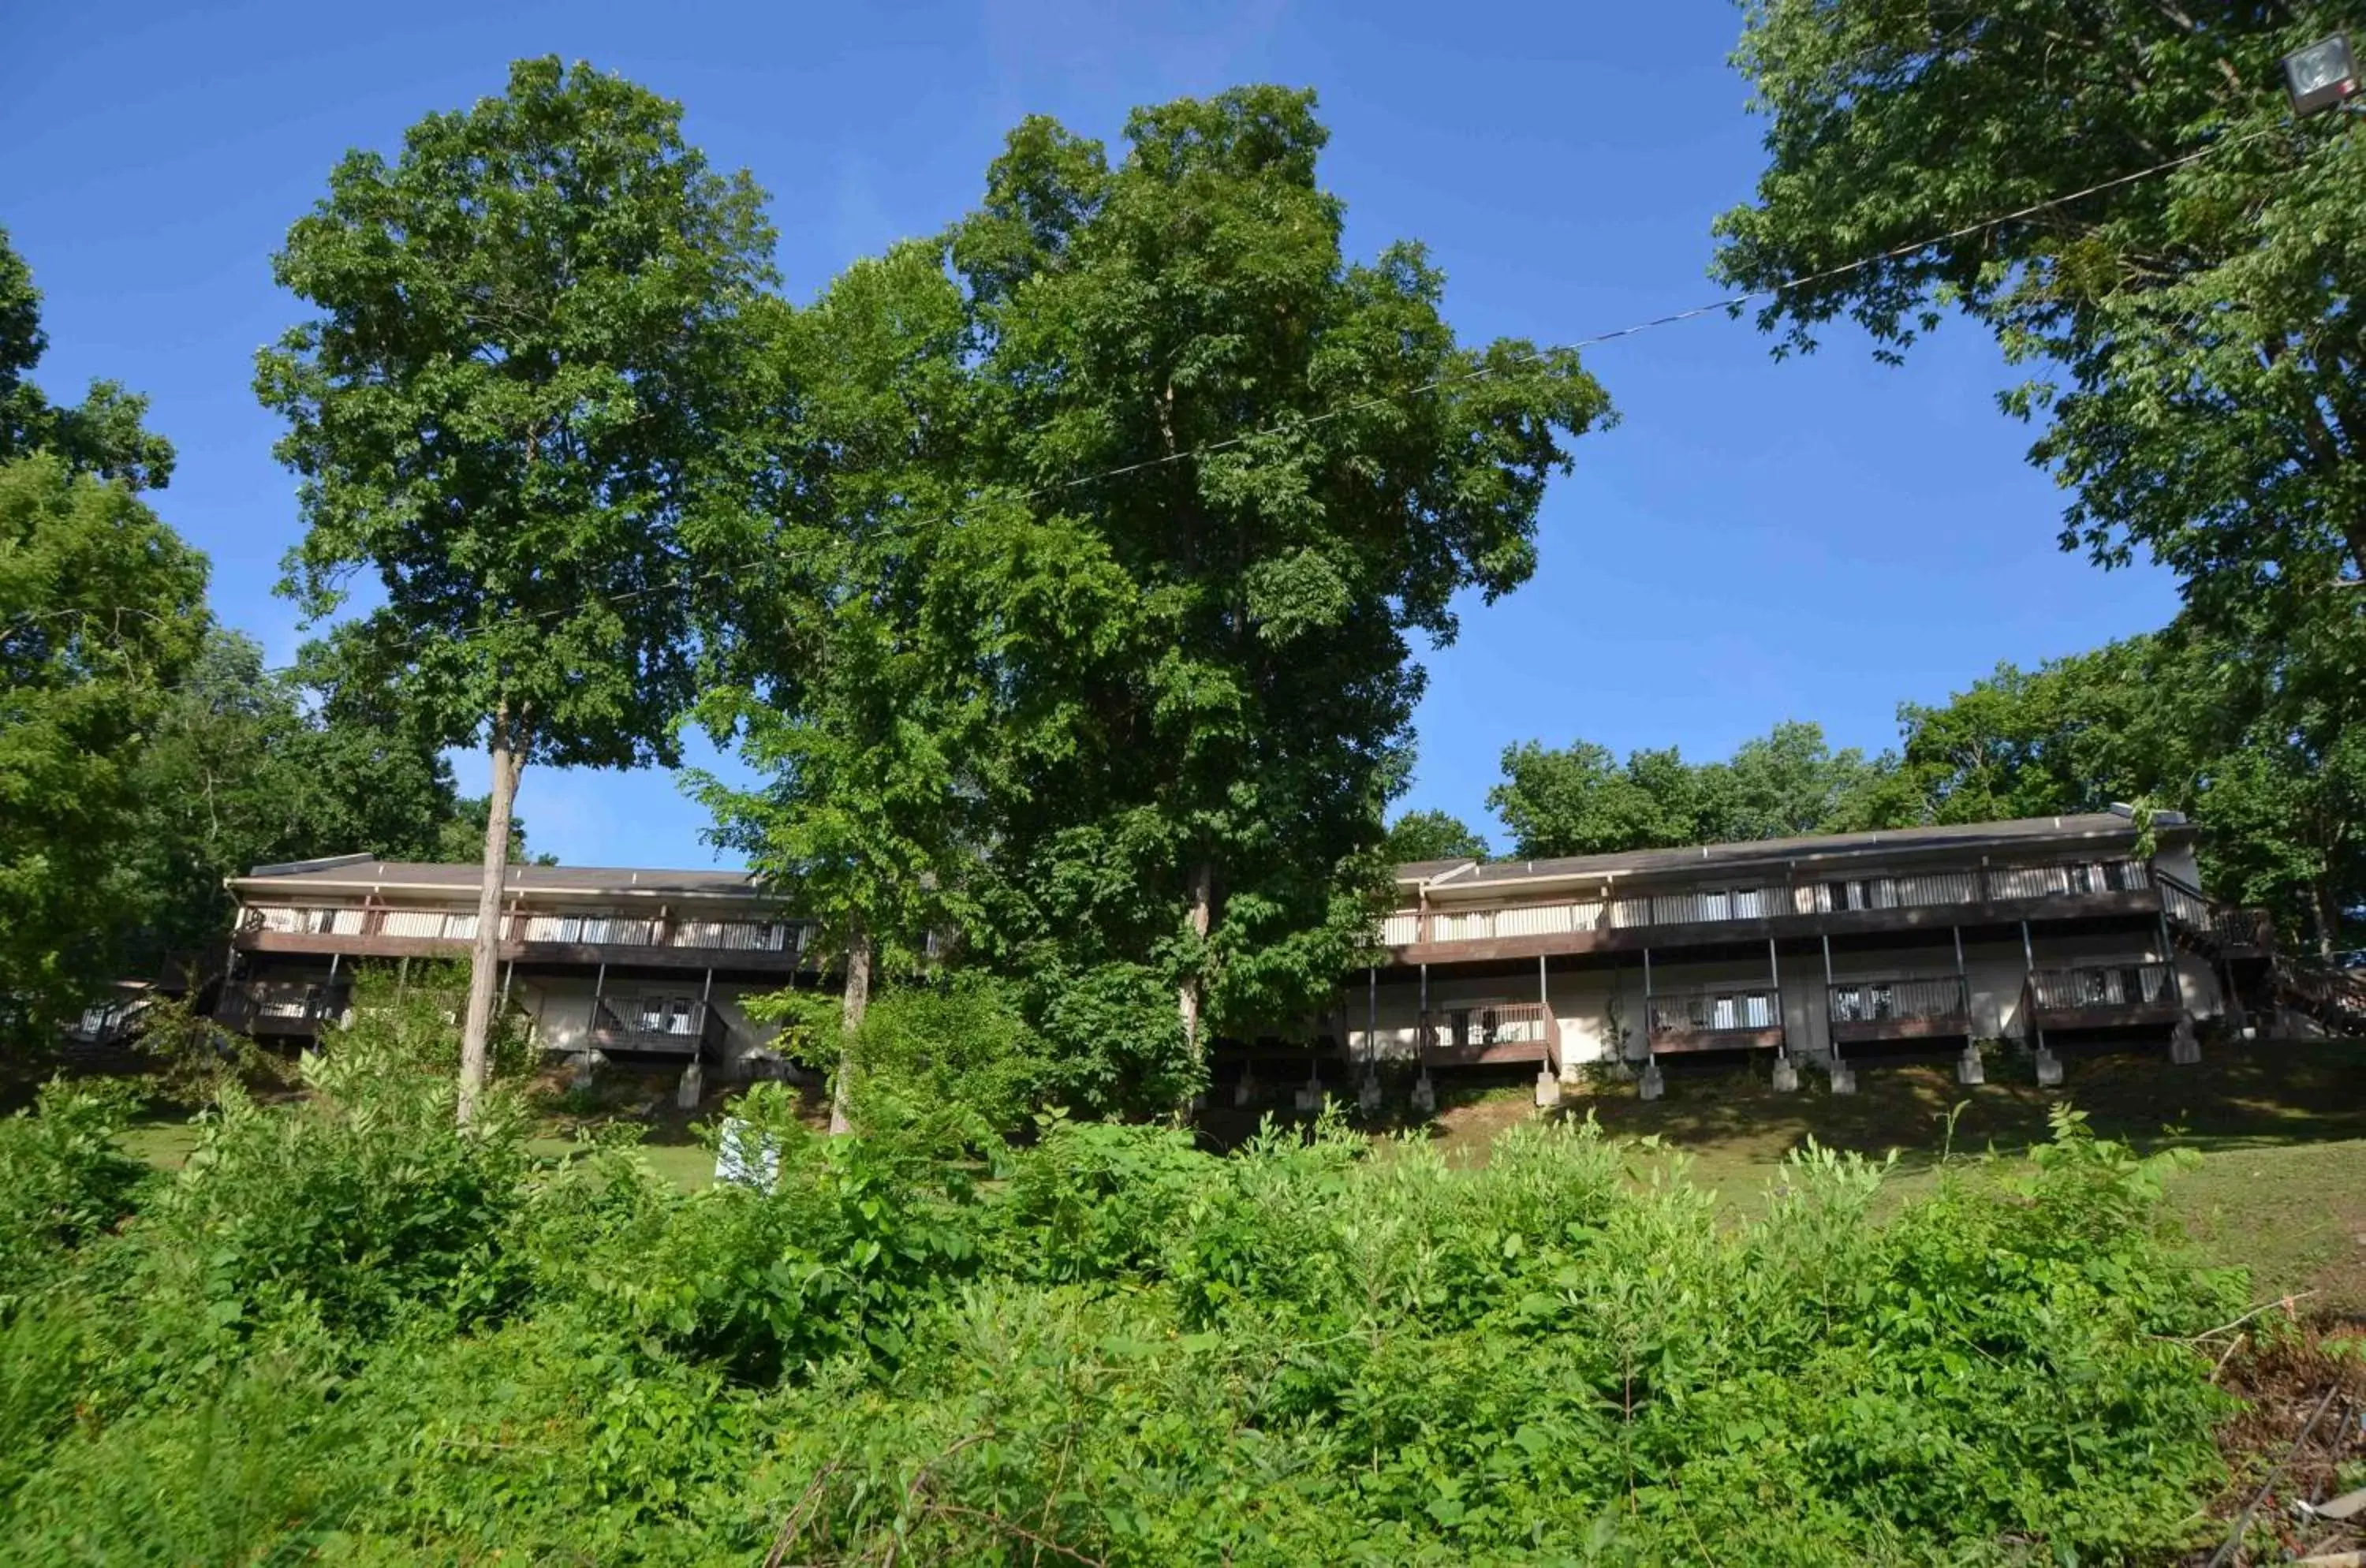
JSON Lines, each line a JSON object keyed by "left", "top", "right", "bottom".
{"left": 2282, "top": 33, "right": 2359, "bottom": 117}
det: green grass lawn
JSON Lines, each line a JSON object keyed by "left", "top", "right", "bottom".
{"left": 109, "top": 1039, "right": 2366, "bottom": 1318}
{"left": 1551, "top": 1038, "right": 2366, "bottom": 1316}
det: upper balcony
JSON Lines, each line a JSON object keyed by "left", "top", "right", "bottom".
{"left": 1381, "top": 855, "right": 2173, "bottom": 964}
{"left": 232, "top": 901, "right": 813, "bottom": 973}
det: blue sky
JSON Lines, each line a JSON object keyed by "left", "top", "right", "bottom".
{"left": 0, "top": 0, "right": 2181, "bottom": 869}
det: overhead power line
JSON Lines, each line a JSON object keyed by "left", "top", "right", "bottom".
{"left": 10, "top": 123, "right": 2275, "bottom": 698}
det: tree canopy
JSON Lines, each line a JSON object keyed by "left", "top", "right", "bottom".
{"left": 0, "top": 233, "right": 204, "bottom": 1039}
{"left": 1380, "top": 808, "right": 1492, "bottom": 864}
{"left": 1, "top": 456, "right": 209, "bottom": 1037}
{"left": 0, "top": 228, "right": 175, "bottom": 491}
{"left": 257, "top": 56, "right": 778, "bottom": 1114}
{"left": 1714, "top": 2, "right": 2366, "bottom": 625}
{"left": 1488, "top": 720, "right": 1904, "bottom": 859}
{"left": 923, "top": 88, "right": 1611, "bottom": 1085}
{"left": 1893, "top": 614, "right": 2366, "bottom": 954}
{"left": 118, "top": 629, "right": 530, "bottom": 976}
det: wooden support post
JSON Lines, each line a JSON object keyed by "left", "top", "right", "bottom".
{"left": 1364, "top": 965, "right": 1377, "bottom": 1077}
{"left": 1820, "top": 932, "right": 1835, "bottom": 1058}
{"left": 1641, "top": 946, "right": 1654, "bottom": 1054}
{"left": 2021, "top": 919, "right": 2048, "bottom": 1055}
{"left": 700, "top": 967, "right": 715, "bottom": 1065}
{"left": 1418, "top": 960, "right": 1429, "bottom": 1050}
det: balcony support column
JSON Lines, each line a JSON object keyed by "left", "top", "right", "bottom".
{"left": 1819, "top": 932, "right": 1854, "bottom": 1092}
{"left": 1950, "top": 924, "right": 1984, "bottom": 1083}
{"left": 1767, "top": 936, "right": 1799, "bottom": 1092}
{"left": 2021, "top": 919, "right": 2062, "bottom": 1085}
{"left": 1360, "top": 966, "right": 1382, "bottom": 1113}
{"left": 1638, "top": 946, "right": 1663, "bottom": 1099}
{"left": 1413, "top": 961, "right": 1434, "bottom": 1111}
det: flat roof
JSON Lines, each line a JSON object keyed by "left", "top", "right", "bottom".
{"left": 238, "top": 808, "right": 2189, "bottom": 905}
{"left": 231, "top": 853, "right": 765, "bottom": 902}
{"left": 1393, "top": 809, "right": 2188, "bottom": 895}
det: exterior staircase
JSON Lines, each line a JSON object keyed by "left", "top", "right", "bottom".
{"left": 2156, "top": 869, "right": 2365, "bottom": 1037}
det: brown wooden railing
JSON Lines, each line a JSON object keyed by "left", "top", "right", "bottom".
{"left": 588, "top": 997, "right": 730, "bottom": 1057}
{"left": 1385, "top": 855, "right": 2159, "bottom": 949}
{"left": 1827, "top": 975, "right": 1969, "bottom": 1027}
{"left": 240, "top": 902, "right": 810, "bottom": 960}
{"left": 1645, "top": 987, "right": 1785, "bottom": 1051}
{"left": 2155, "top": 872, "right": 2275, "bottom": 952}
{"left": 1418, "top": 1001, "right": 1554, "bottom": 1066}
{"left": 218, "top": 978, "right": 352, "bottom": 1033}
{"left": 2025, "top": 961, "right": 2179, "bottom": 1014}
{"left": 2271, "top": 958, "right": 2366, "bottom": 1031}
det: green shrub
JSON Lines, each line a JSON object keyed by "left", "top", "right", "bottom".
{"left": 0, "top": 1078, "right": 149, "bottom": 1313}
{"left": 0, "top": 1088, "right": 2253, "bottom": 1564}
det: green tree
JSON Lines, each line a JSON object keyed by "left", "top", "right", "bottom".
{"left": 0, "top": 229, "right": 175, "bottom": 490}
{"left": 256, "top": 58, "right": 777, "bottom": 1121}
{"left": 942, "top": 89, "right": 1610, "bottom": 1084}
{"left": 1380, "top": 808, "right": 1491, "bottom": 864}
{"left": 1713, "top": 2, "right": 2366, "bottom": 622}
{"left": 118, "top": 629, "right": 524, "bottom": 973}
{"left": 1897, "top": 617, "right": 2366, "bottom": 955}
{"left": 0, "top": 456, "right": 209, "bottom": 1040}
{"left": 1490, "top": 721, "right": 1906, "bottom": 858}
{"left": 692, "top": 246, "right": 1010, "bottom": 1132}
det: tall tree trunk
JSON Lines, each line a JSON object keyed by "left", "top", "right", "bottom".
{"left": 2310, "top": 875, "right": 2342, "bottom": 961}
{"left": 457, "top": 707, "right": 523, "bottom": 1128}
{"left": 830, "top": 930, "right": 871, "bottom": 1136}
{"left": 1177, "top": 861, "right": 1215, "bottom": 1070}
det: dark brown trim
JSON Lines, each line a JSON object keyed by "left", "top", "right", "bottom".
{"left": 1829, "top": 1015, "right": 1969, "bottom": 1045}
{"left": 2025, "top": 1002, "right": 2185, "bottom": 1032}
{"left": 1648, "top": 1025, "right": 1785, "bottom": 1055}
{"left": 1390, "top": 889, "right": 2161, "bottom": 967}
{"left": 1419, "top": 1040, "right": 1551, "bottom": 1067}
{"left": 233, "top": 930, "right": 800, "bottom": 974}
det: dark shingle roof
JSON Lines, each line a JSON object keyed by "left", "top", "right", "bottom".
{"left": 1395, "top": 809, "right": 2187, "bottom": 892}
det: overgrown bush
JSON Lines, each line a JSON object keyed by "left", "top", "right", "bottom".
{"left": 0, "top": 1078, "right": 2256, "bottom": 1563}
{"left": 0, "top": 1078, "right": 149, "bottom": 1312}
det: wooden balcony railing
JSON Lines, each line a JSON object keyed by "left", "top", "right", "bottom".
{"left": 1827, "top": 975, "right": 1971, "bottom": 1044}
{"left": 239, "top": 904, "right": 808, "bottom": 961}
{"left": 2155, "top": 872, "right": 2275, "bottom": 954}
{"left": 218, "top": 978, "right": 352, "bottom": 1035}
{"left": 1645, "top": 987, "right": 1786, "bottom": 1054}
{"left": 1418, "top": 1001, "right": 1554, "bottom": 1067}
{"left": 1383, "top": 856, "right": 2158, "bottom": 950}
{"left": 2024, "top": 961, "right": 2183, "bottom": 1029}
{"left": 588, "top": 997, "right": 730, "bottom": 1057}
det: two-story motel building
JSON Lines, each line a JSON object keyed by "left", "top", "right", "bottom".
{"left": 213, "top": 807, "right": 2272, "bottom": 1093}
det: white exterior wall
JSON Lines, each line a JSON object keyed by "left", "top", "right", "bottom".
{"left": 513, "top": 974, "right": 783, "bottom": 1064}
{"left": 1345, "top": 926, "right": 2222, "bottom": 1081}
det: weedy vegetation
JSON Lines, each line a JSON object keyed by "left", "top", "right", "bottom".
{"left": 0, "top": 989, "right": 2268, "bottom": 1566}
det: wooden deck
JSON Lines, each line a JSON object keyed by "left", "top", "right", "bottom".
{"left": 1646, "top": 987, "right": 1786, "bottom": 1055}
{"left": 1647, "top": 1025, "right": 1785, "bottom": 1055}
{"left": 1389, "top": 887, "right": 2164, "bottom": 967}
{"left": 1417, "top": 1002, "right": 1554, "bottom": 1069}
{"left": 2024, "top": 962, "right": 2186, "bottom": 1032}
{"left": 1826, "top": 976, "right": 1972, "bottom": 1047}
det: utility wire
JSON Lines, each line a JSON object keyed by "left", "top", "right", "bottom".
{"left": 9, "top": 122, "right": 2278, "bottom": 696}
